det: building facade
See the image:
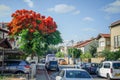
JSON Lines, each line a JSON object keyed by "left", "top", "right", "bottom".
{"left": 0, "top": 22, "right": 18, "bottom": 49}
{"left": 110, "top": 20, "right": 120, "bottom": 51}
{"left": 74, "top": 38, "right": 97, "bottom": 54}
{"left": 97, "top": 33, "right": 110, "bottom": 53}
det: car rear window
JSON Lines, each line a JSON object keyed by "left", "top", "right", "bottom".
{"left": 66, "top": 70, "right": 91, "bottom": 78}
{"left": 50, "top": 61, "right": 57, "bottom": 65}
{"left": 113, "top": 63, "right": 120, "bottom": 69}
{"left": 91, "top": 63, "right": 98, "bottom": 67}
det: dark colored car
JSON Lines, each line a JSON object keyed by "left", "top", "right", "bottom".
{"left": 84, "top": 63, "right": 98, "bottom": 74}
{"left": 40, "top": 58, "right": 45, "bottom": 63}
{"left": 0, "top": 60, "right": 31, "bottom": 74}
{"left": 45, "top": 61, "right": 59, "bottom": 71}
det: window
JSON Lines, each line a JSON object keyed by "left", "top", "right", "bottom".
{"left": 66, "top": 70, "right": 91, "bottom": 78}
{"left": 114, "top": 36, "right": 118, "bottom": 48}
{"left": 104, "top": 63, "right": 110, "bottom": 68}
{"left": 106, "top": 41, "right": 110, "bottom": 46}
{"left": 118, "top": 36, "right": 120, "bottom": 47}
{"left": 113, "top": 63, "right": 120, "bottom": 69}
{"left": 99, "top": 41, "right": 105, "bottom": 47}
{"left": 114, "top": 35, "right": 120, "bottom": 48}
{"left": 99, "top": 63, "right": 103, "bottom": 68}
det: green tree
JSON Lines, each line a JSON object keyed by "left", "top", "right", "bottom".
{"left": 68, "top": 48, "right": 82, "bottom": 58}
{"left": 8, "top": 9, "right": 63, "bottom": 57}
{"left": 80, "top": 52, "right": 92, "bottom": 59}
{"left": 19, "top": 29, "right": 62, "bottom": 57}
{"left": 55, "top": 52, "right": 64, "bottom": 58}
{"left": 102, "top": 49, "right": 120, "bottom": 60}
{"left": 89, "top": 44, "right": 97, "bottom": 57}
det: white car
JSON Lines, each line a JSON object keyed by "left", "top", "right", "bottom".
{"left": 56, "top": 68, "right": 93, "bottom": 80}
{"left": 97, "top": 61, "right": 120, "bottom": 80}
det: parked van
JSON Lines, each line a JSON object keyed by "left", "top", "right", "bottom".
{"left": 97, "top": 61, "right": 120, "bottom": 80}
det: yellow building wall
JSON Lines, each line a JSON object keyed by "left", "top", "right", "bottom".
{"left": 110, "top": 25, "right": 120, "bottom": 51}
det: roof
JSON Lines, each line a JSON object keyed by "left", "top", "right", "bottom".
{"left": 0, "top": 38, "right": 12, "bottom": 49}
{"left": 103, "top": 61, "right": 120, "bottom": 63}
{"left": 97, "top": 33, "right": 110, "bottom": 39}
{"left": 110, "top": 20, "right": 120, "bottom": 27}
{"left": 0, "top": 48, "right": 24, "bottom": 55}
{"left": 0, "top": 28, "right": 8, "bottom": 33}
{"left": 74, "top": 39, "right": 93, "bottom": 48}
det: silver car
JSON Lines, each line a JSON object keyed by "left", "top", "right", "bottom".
{"left": 0, "top": 60, "right": 31, "bottom": 74}
{"left": 56, "top": 68, "right": 93, "bottom": 80}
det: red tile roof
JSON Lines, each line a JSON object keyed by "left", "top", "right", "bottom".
{"left": 110, "top": 20, "right": 120, "bottom": 27}
{"left": 97, "top": 33, "right": 110, "bottom": 39}
{"left": 74, "top": 39, "right": 93, "bottom": 48}
{"left": 101, "top": 34, "right": 110, "bottom": 38}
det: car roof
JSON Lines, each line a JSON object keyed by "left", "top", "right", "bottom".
{"left": 4, "top": 60, "right": 25, "bottom": 61}
{"left": 103, "top": 61, "right": 120, "bottom": 63}
{"left": 62, "top": 68, "right": 87, "bottom": 71}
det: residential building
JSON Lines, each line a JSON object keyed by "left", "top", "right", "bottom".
{"left": 0, "top": 38, "right": 12, "bottom": 49}
{"left": 110, "top": 20, "right": 120, "bottom": 51}
{"left": 97, "top": 33, "right": 110, "bottom": 53}
{"left": 0, "top": 22, "right": 18, "bottom": 49}
{"left": 74, "top": 38, "right": 97, "bottom": 54}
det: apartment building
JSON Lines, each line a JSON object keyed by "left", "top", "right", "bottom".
{"left": 97, "top": 33, "right": 110, "bottom": 53}
{"left": 110, "top": 20, "right": 120, "bottom": 51}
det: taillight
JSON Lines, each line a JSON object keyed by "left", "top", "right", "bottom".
{"left": 25, "top": 65, "right": 30, "bottom": 68}
{"left": 110, "top": 68, "right": 113, "bottom": 73}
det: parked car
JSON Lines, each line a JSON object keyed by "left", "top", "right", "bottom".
{"left": 58, "top": 59, "right": 64, "bottom": 64}
{"left": 56, "top": 68, "right": 93, "bottom": 80}
{"left": 40, "top": 58, "right": 46, "bottom": 63}
{"left": 84, "top": 63, "right": 98, "bottom": 74}
{"left": 74, "top": 62, "right": 86, "bottom": 69}
{"left": 59, "top": 59, "right": 67, "bottom": 65}
{"left": 0, "top": 60, "right": 31, "bottom": 74}
{"left": 45, "top": 61, "right": 59, "bottom": 71}
{"left": 96, "top": 61, "right": 120, "bottom": 80}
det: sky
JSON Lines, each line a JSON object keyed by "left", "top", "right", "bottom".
{"left": 0, "top": 0, "right": 120, "bottom": 43}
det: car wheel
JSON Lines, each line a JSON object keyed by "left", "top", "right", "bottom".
{"left": 107, "top": 74, "right": 111, "bottom": 80}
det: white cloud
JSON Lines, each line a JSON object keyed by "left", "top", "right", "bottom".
{"left": 0, "top": 4, "right": 11, "bottom": 18}
{"left": 83, "top": 17, "right": 94, "bottom": 21}
{"left": 47, "top": 4, "right": 80, "bottom": 14}
{"left": 72, "top": 10, "right": 80, "bottom": 15}
{"left": 103, "top": 0, "right": 120, "bottom": 13}
{"left": 82, "top": 28, "right": 97, "bottom": 32}
{"left": 23, "top": 0, "right": 33, "bottom": 8}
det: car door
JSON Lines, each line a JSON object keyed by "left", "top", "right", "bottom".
{"left": 98, "top": 63, "right": 104, "bottom": 77}
{"left": 103, "top": 63, "right": 110, "bottom": 77}
{"left": 99, "top": 62, "right": 110, "bottom": 77}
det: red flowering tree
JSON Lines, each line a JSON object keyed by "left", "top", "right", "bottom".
{"left": 7, "top": 9, "right": 62, "bottom": 56}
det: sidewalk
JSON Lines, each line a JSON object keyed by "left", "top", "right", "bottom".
{"left": 36, "top": 65, "right": 50, "bottom": 80}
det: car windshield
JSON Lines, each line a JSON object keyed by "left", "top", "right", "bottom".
{"left": 66, "top": 70, "right": 91, "bottom": 78}
{"left": 113, "top": 63, "right": 120, "bottom": 69}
